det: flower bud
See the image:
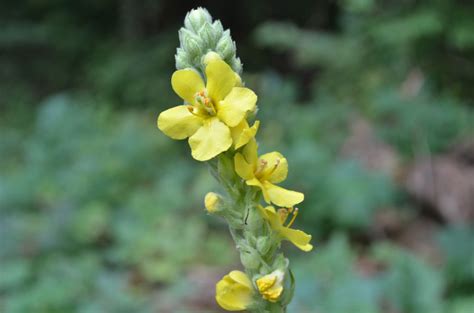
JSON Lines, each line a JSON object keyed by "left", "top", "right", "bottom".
{"left": 175, "top": 48, "right": 190, "bottom": 69}
{"left": 240, "top": 249, "right": 260, "bottom": 270}
{"left": 256, "top": 236, "right": 272, "bottom": 255}
{"left": 175, "top": 8, "right": 242, "bottom": 74}
{"left": 216, "top": 31, "right": 235, "bottom": 59}
{"left": 203, "top": 51, "right": 222, "bottom": 66}
{"left": 211, "top": 20, "right": 224, "bottom": 39}
{"left": 200, "top": 22, "right": 218, "bottom": 48}
{"left": 182, "top": 36, "right": 202, "bottom": 59}
{"left": 184, "top": 7, "right": 212, "bottom": 33}
{"left": 205, "top": 192, "right": 222, "bottom": 213}
{"left": 231, "top": 58, "right": 243, "bottom": 75}
{"left": 217, "top": 154, "right": 235, "bottom": 183}
{"left": 245, "top": 208, "right": 263, "bottom": 233}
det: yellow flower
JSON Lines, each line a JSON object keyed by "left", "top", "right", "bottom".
{"left": 157, "top": 59, "right": 258, "bottom": 161}
{"left": 258, "top": 205, "right": 313, "bottom": 252}
{"left": 216, "top": 270, "right": 254, "bottom": 311}
{"left": 234, "top": 138, "right": 304, "bottom": 207}
{"left": 256, "top": 270, "right": 285, "bottom": 302}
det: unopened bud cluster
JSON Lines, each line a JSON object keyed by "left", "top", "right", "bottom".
{"left": 175, "top": 7, "right": 242, "bottom": 75}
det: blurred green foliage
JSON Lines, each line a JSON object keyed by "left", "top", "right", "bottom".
{"left": 1, "top": 0, "right": 473, "bottom": 312}
{"left": 0, "top": 97, "right": 235, "bottom": 312}
{"left": 291, "top": 235, "right": 446, "bottom": 313}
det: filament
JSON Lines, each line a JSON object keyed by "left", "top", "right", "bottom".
{"left": 286, "top": 207, "right": 298, "bottom": 227}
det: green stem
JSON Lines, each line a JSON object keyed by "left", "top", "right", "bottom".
{"left": 268, "top": 303, "right": 286, "bottom": 313}
{"left": 215, "top": 153, "right": 289, "bottom": 313}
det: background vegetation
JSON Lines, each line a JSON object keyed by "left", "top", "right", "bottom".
{"left": 1, "top": 0, "right": 473, "bottom": 312}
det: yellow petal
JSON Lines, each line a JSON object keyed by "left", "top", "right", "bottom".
{"left": 231, "top": 120, "right": 260, "bottom": 149}
{"left": 234, "top": 153, "right": 255, "bottom": 180}
{"left": 216, "top": 286, "right": 252, "bottom": 311}
{"left": 157, "top": 105, "right": 203, "bottom": 139}
{"left": 203, "top": 51, "right": 222, "bottom": 65}
{"left": 242, "top": 138, "right": 258, "bottom": 168}
{"left": 280, "top": 227, "right": 313, "bottom": 252}
{"left": 216, "top": 271, "right": 253, "bottom": 311}
{"left": 258, "top": 152, "right": 288, "bottom": 183}
{"left": 263, "top": 181, "right": 304, "bottom": 207}
{"left": 247, "top": 178, "right": 270, "bottom": 203}
{"left": 234, "top": 73, "right": 243, "bottom": 87}
{"left": 263, "top": 205, "right": 278, "bottom": 215}
{"left": 258, "top": 205, "right": 282, "bottom": 230}
{"left": 256, "top": 274, "right": 276, "bottom": 292}
{"left": 188, "top": 117, "right": 232, "bottom": 161}
{"left": 228, "top": 270, "right": 252, "bottom": 289}
{"left": 206, "top": 59, "right": 237, "bottom": 103}
{"left": 256, "top": 205, "right": 271, "bottom": 220}
{"left": 256, "top": 270, "right": 285, "bottom": 302}
{"left": 262, "top": 286, "right": 283, "bottom": 302}
{"left": 217, "top": 87, "right": 258, "bottom": 127}
{"left": 171, "top": 69, "right": 205, "bottom": 104}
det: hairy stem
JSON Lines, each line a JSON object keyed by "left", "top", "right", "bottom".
{"left": 214, "top": 153, "right": 288, "bottom": 312}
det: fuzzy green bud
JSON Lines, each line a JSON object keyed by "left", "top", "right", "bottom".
{"left": 245, "top": 207, "right": 263, "bottom": 233}
{"left": 217, "top": 154, "right": 237, "bottom": 192}
{"left": 256, "top": 236, "right": 272, "bottom": 255}
{"left": 184, "top": 7, "right": 212, "bottom": 33}
{"left": 175, "top": 48, "right": 191, "bottom": 69}
{"left": 182, "top": 36, "right": 202, "bottom": 59}
{"left": 240, "top": 248, "right": 260, "bottom": 270}
{"left": 272, "top": 254, "right": 289, "bottom": 270}
{"left": 216, "top": 30, "right": 235, "bottom": 59}
{"left": 200, "top": 23, "right": 218, "bottom": 48}
{"left": 176, "top": 7, "right": 242, "bottom": 74}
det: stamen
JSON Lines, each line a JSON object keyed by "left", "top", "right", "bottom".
{"left": 194, "top": 90, "right": 216, "bottom": 116}
{"left": 266, "top": 158, "right": 280, "bottom": 176}
{"left": 195, "top": 96, "right": 204, "bottom": 105}
{"left": 286, "top": 207, "right": 298, "bottom": 228}
{"left": 187, "top": 105, "right": 202, "bottom": 117}
{"left": 254, "top": 159, "right": 268, "bottom": 177}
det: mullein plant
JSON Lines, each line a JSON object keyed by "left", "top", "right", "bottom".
{"left": 157, "top": 8, "right": 312, "bottom": 313}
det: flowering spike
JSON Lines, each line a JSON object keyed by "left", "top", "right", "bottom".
{"left": 157, "top": 8, "right": 312, "bottom": 312}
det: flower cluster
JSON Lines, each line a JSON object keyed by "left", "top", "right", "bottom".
{"left": 157, "top": 7, "right": 312, "bottom": 313}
